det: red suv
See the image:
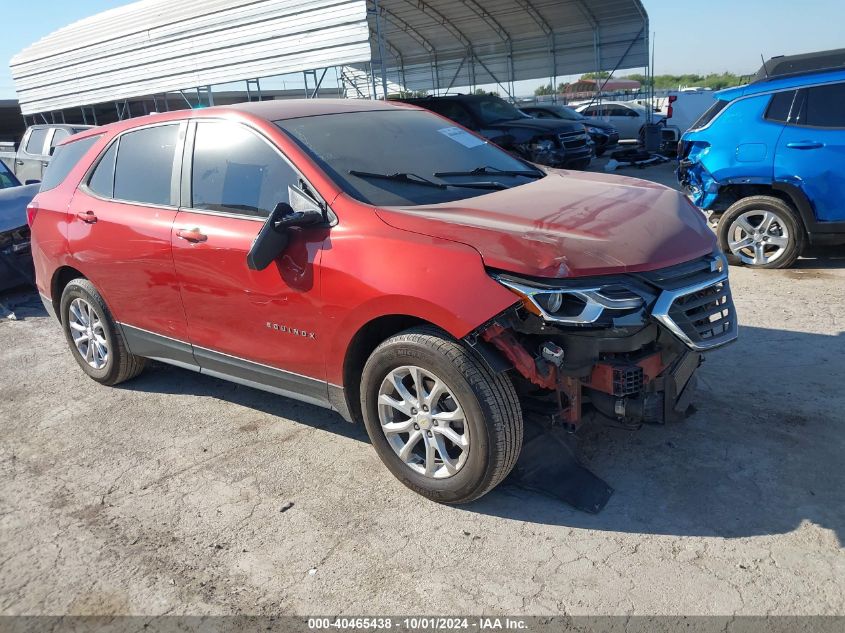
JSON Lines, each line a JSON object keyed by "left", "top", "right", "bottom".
{"left": 29, "top": 100, "right": 737, "bottom": 504}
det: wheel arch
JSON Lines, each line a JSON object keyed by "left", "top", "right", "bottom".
{"left": 333, "top": 314, "right": 434, "bottom": 424}
{"left": 50, "top": 265, "right": 88, "bottom": 323}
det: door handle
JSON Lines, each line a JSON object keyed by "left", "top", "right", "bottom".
{"left": 176, "top": 227, "right": 207, "bottom": 243}
{"left": 42, "top": 161, "right": 50, "bottom": 167}
{"left": 77, "top": 210, "right": 98, "bottom": 224}
{"left": 15, "top": 159, "right": 24, "bottom": 166}
{"left": 786, "top": 141, "right": 824, "bottom": 150}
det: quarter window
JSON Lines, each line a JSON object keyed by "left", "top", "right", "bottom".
{"left": 191, "top": 121, "right": 298, "bottom": 218}
{"left": 765, "top": 91, "right": 796, "bottom": 123}
{"left": 87, "top": 141, "right": 118, "bottom": 198}
{"left": 25, "top": 128, "right": 49, "bottom": 155}
{"left": 113, "top": 125, "right": 179, "bottom": 206}
{"left": 803, "top": 83, "right": 845, "bottom": 128}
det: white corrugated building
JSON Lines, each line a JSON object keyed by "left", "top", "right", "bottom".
{"left": 10, "top": 0, "right": 650, "bottom": 122}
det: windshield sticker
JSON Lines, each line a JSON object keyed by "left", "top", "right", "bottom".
{"left": 437, "top": 126, "right": 486, "bottom": 148}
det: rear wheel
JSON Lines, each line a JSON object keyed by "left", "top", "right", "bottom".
{"left": 717, "top": 196, "right": 804, "bottom": 268}
{"left": 360, "top": 326, "right": 522, "bottom": 504}
{"left": 60, "top": 279, "right": 146, "bottom": 385}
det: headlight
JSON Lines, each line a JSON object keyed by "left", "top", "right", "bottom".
{"left": 530, "top": 139, "right": 556, "bottom": 153}
{"left": 495, "top": 276, "right": 644, "bottom": 325}
{"left": 586, "top": 126, "right": 604, "bottom": 135}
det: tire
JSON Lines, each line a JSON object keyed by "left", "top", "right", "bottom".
{"left": 60, "top": 278, "right": 146, "bottom": 385}
{"left": 717, "top": 195, "right": 805, "bottom": 269}
{"left": 360, "top": 326, "right": 523, "bottom": 504}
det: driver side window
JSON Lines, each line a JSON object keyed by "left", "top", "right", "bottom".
{"left": 191, "top": 121, "right": 298, "bottom": 218}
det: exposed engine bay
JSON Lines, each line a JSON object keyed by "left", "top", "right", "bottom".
{"left": 469, "top": 253, "right": 737, "bottom": 433}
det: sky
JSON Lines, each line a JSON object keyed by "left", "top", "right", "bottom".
{"left": 1, "top": 0, "right": 843, "bottom": 100}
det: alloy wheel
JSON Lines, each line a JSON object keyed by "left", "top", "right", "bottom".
{"left": 727, "top": 209, "right": 790, "bottom": 266}
{"left": 68, "top": 298, "right": 109, "bottom": 370}
{"left": 377, "top": 365, "right": 470, "bottom": 479}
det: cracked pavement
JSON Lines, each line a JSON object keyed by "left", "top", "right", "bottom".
{"left": 1, "top": 189, "right": 843, "bottom": 615}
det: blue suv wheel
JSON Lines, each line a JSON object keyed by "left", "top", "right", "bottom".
{"left": 717, "top": 196, "right": 804, "bottom": 268}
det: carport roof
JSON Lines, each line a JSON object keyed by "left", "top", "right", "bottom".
{"left": 10, "top": 0, "right": 649, "bottom": 116}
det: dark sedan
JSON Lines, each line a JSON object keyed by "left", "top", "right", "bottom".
{"left": 0, "top": 162, "right": 38, "bottom": 291}
{"left": 521, "top": 104, "right": 620, "bottom": 156}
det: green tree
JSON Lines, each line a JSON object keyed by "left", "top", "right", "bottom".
{"left": 534, "top": 84, "right": 554, "bottom": 96}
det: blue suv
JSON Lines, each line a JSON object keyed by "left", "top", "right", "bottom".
{"left": 679, "top": 49, "right": 845, "bottom": 268}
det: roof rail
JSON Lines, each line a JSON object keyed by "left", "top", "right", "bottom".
{"left": 753, "top": 49, "right": 845, "bottom": 83}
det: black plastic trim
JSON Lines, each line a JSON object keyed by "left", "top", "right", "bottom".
{"left": 120, "top": 323, "right": 197, "bottom": 369}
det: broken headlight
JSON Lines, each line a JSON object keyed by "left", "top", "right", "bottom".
{"left": 494, "top": 275, "right": 644, "bottom": 325}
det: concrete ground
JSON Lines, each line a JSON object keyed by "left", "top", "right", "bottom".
{"left": 1, "top": 161, "right": 843, "bottom": 616}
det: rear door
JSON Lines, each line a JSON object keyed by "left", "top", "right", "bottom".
{"left": 16, "top": 127, "right": 50, "bottom": 182}
{"left": 171, "top": 119, "right": 329, "bottom": 400}
{"left": 67, "top": 122, "right": 191, "bottom": 357}
{"left": 775, "top": 81, "right": 845, "bottom": 223}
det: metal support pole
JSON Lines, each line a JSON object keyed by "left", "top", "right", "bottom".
{"left": 373, "top": 0, "right": 390, "bottom": 100}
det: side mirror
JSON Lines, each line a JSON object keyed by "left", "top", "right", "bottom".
{"left": 246, "top": 186, "right": 324, "bottom": 271}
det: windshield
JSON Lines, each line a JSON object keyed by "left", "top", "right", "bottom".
{"left": 465, "top": 97, "right": 528, "bottom": 125}
{"left": 0, "top": 161, "right": 20, "bottom": 189}
{"left": 276, "top": 109, "right": 544, "bottom": 207}
{"left": 556, "top": 106, "right": 585, "bottom": 120}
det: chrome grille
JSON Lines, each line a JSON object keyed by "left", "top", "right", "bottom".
{"left": 668, "top": 279, "right": 735, "bottom": 346}
{"left": 648, "top": 255, "right": 738, "bottom": 351}
{"left": 558, "top": 131, "right": 589, "bottom": 150}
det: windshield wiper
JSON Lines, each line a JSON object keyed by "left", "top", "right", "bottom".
{"left": 434, "top": 165, "right": 543, "bottom": 179}
{"left": 350, "top": 170, "right": 508, "bottom": 191}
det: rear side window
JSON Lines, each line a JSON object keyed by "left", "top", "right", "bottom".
{"left": 25, "top": 128, "right": 49, "bottom": 155}
{"left": 803, "top": 83, "right": 845, "bottom": 127}
{"left": 40, "top": 136, "right": 100, "bottom": 192}
{"left": 113, "top": 125, "right": 179, "bottom": 206}
{"left": 87, "top": 141, "right": 118, "bottom": 198}
{"left": 765, "top": 91, "right": 796, "bottom": 123}
{"left": 690, "top": 100, "right": 728, "bottom": 130}
{"left": 191, "top": 121, "right": 298, "bottom": 218}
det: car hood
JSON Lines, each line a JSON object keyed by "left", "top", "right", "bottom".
{"left": 0, "top": 184, "right": 39, "bottom": 233}
{"left": 582, "top": 119, "right": 617, "bottom": 133}
{"left": 487, "top": 117, "right": 584, "bottom": 134}
{"left": 375, "top": 170, "right": 715, "bottom": 278}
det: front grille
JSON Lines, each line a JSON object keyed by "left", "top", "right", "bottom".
{"left": 646, "top": 255, "right": 738, "bottom": 350}
{"left": 668, "top": 279, "right": 735, "bottom": 346}
{"left": 558, "top": 131, "right": 589, "bottom": 151}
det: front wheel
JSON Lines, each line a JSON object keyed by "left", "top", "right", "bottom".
{"left": 717, "top": 196, "right": 804, "bottom": 268}
{"left": 360, "top": 327, "right": 523, "bottom": 504}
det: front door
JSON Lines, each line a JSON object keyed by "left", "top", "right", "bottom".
{"left": 171, "top": 120, "right": 329, "bottom": 403}
{"left": 67, "top": 122, "right": 190, "bottom": 360}
{"left": 775, "top": 82, "right": 845, "bottom": 223}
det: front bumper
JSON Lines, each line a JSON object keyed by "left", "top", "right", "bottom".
{"left": 475, "top": 254, "right": 737, "bottom": 428}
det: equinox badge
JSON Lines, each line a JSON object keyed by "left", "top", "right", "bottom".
{"left": 266, "top": 322, "right": 317, "bottom": 339}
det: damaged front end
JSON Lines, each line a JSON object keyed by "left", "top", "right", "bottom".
{"left": 466, "top": 253, "right": 737, "bottom": 509}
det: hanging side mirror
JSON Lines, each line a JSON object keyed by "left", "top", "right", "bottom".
{"left": 246, "top": 186, "right": 324, "bottom": 271}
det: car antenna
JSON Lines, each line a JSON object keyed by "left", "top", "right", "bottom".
{"left": 760, "top": 53, "right": 769, "bottom": 78}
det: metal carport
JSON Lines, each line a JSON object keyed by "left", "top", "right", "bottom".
{"left": 10, "top": 0, "right": 649, "bottom": 121}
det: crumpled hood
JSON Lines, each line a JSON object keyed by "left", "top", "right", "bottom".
{"left": 487, "top": 117, "right": 583, "bottom": 135}
{"left": 376, "top": 170, "right": 716, "bottom": 278}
